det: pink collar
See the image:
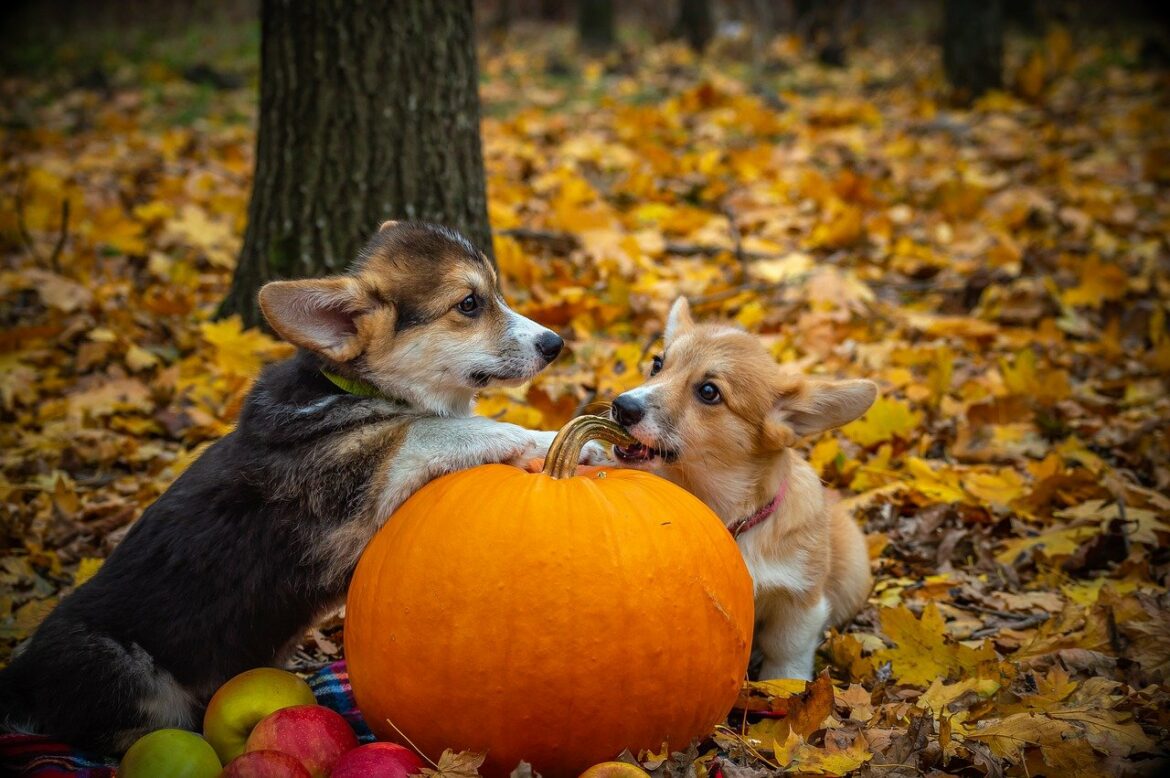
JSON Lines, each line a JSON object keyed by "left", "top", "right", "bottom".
{"left": 727, "top": 480, "right": 788, "bottom": 539}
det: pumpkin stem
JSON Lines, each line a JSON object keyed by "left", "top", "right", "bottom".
{"left": 543, "top": 415, "right": 638, "bottom": 479}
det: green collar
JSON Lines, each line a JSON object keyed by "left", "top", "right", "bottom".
{"left": 321, "top": 369, "right": 387, "bottom": 399}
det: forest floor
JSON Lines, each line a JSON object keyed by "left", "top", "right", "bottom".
{"left": 2, "top": 14, "right": 1169, "bottom": 778}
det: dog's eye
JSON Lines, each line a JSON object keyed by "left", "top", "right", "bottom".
{"left": 696, "top": 382, "right": 722, "bottom": 405}
{"left": 650, "top": 355, "right": 663, "bottom": 376}
{"left": 456, "top": 294, "right": 479, "bottom": 315}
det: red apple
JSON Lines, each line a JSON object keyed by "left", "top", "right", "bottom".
{"left": 221, "top": 750, "right": 312, "bottom": 777}
{"left": 204, "top": 668, "right": 318, "bottom": 764}
{"left": 244, "top": 704, "right": 358, "bottom": 778}
{"left": 331, "top": 742, "right": 425, "bottom": 778}
{"left": 119, "top": 728, "right": 221, "bottom": 778}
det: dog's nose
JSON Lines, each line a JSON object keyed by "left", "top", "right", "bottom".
{"left": 611, "top": 394, "right": 644, "bottom": 427}
{"left": 536, "top": 331, "right": 563, "bottom": 362}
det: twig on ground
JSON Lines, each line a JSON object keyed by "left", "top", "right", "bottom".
{"left": 949, "top": 601, "right": 1052, "bottom": 639}
{"left": 495, "top": 227, "right": 581, "bottom": 253}
{"left": 48, "top": 199, "right": 71, "bottom": 271}
{"left": 971, "top": 612, "right": 1049, "bottom": 639}
{"left": 722, "top": 203, "right": 749, "bottom": 284}
{"left": 15, "top": 189, "right": 70, "bottom": 272}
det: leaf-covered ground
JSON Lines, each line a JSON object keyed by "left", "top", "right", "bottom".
{"left": 2, "top": 14, "right": 1169, "bottom": 777}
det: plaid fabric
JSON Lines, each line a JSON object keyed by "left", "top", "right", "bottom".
{"left": 0, "top": 660, "right": 369, "bottom": 776}
{"left": 309, "top": 660, "right": 376, "bottom": 744}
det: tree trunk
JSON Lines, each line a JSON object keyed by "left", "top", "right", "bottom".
{"left": 943, "top": 0, "right": 1004, "bottom": 103}
{"left": 577, "top": 0, "right": 615, "bottom": 53}
{"left": 221, "top": 0, "right": 491, "bottom": 328}
{"left": 673, "top": 0, "right": 714, "bottom": 52}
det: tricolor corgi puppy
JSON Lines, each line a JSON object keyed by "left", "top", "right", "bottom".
{"left": 610, "top": 298, "right": 875, "bottom": 680}
{"left": 0, "top": 221, "right": 598, "bottom": 752}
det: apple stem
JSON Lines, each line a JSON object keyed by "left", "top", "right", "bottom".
{"left": 542, "top": 415, "right": 637, "bottom": 479}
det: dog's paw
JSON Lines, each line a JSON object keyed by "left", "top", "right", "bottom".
{"left": 510, "top": 430, "right": 557, "bottom": 466}
{"left": 578, "top": 440, "right": 611, "bottom": 466}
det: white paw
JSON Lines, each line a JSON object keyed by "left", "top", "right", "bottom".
{"left": 475, "top": 423, "right": 539, "bottom": 466}
{"left": 517, "top": 428, "right": 556, "bottom": 463}
{"left": 578, "top": 440, "right": 611, "bottom": 466}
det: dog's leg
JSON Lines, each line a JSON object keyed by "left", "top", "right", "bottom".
{"left": 754, "top": 594, "right": 830, "bottom": 681}
{"left": 383, "top": 419, "right": 604, "bottom": 510}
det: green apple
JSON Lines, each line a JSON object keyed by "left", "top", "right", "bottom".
{"left": 203, "top": 667, "right": 318, "bottom": 764}
{"left": 120, "top": 729, "right": 221, "bottom": 778}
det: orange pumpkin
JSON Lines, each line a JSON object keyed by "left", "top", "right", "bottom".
{"left": 345, "top": 416, "right": 754, "bottom": 778}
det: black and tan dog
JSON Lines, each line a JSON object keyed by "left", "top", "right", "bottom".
{"left": 0, "top": 221, "right": 597, "bottom": 752}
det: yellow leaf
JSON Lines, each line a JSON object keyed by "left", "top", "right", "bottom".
{"left": 926, "top": 345, "right": 954, "bottom": 406}
{"left": 89, "top": 205, "right": 147, "bottom": 255}
{"left": 772, "top": 725, "right": 801, "bottom": 767}
{"left": 419, "top": 749, "right": 486, "bottom": 778}
{"left": 809, "top": 199, "right": 863, "bottom": 249}
{"left": 735, "top": 300, "right": 765, "bottom": 330}
{"left": 73, "top": 557, "right": 104, "bottom": 587}
{"left": 904, "top": 457, "right": 966, "bottom": 503}
{"left": 874, "top": 603, "right": 998, "bottom": 687}
{"left": 200, "top": 316, "right": 292, "bottom": 378}
{"left": 961, "top": 468, "right": 1027, "bottom": 509}
{"left": 165, "top": 205, "right": 239, "bottom": 268}
{"left": 493, "top": 235, "right": 536, "bottom": 288}
{"left": 1015, "top": 51, "right": 1047, "bottom": 100}
{"left": 841, "top": 396, "right": 922, "bottom": 447}
{"left": 809, "top": 436, "right": 841, "bottom": 477}
{"left": 68, "top": 377, "right": 153, "bottom": 419}
{"left": 785, "top": 732, "right": 874, "bottom": 776}
{"left": 1057, "top": 499, "right": 1169, "bottom": 546}
{"left": 1000, "top": 349, "right": 1070, "bottom": 404}
{"left": 133, "top": 199, "right": 174, "bottom": 224}
{"left": 125, "top": 345, "right": 160, "bottom": 372}
{"left": 960, "top": 712, "right": 1076, "bottom": 762}
{"left": 919, "top": 677, "right": 1000, "bottom": 715}
{"left": 1061, "top": 255, "right": 1128, "bottom": 309}
{"left": 995, "top": 524, "right": 1099, "bottom": 565}
{"left": 595, "top": 343, "right": 648, "bottom": 397}
{"left": 748, "top": 252, "right": 813, "bottom": 284}
{"left": 475, "top": 393, "right": 544, "bottom": 429}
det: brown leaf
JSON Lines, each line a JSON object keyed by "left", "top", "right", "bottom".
{"left": 786, "top": 671, "right": 835, "bottom": 738}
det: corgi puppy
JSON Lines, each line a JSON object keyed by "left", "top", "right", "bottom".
{"left": 0, "top": 221, "right": 598, "bottom": 752}
{"left": 610, "top": 298, "right": 875, "bottom": 680}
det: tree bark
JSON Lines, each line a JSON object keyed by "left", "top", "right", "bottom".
{"left": 673, "top": 0, "right": 714, "bottom": 52}
{"left": 221, "top": 0, "right": 491, "bottom": 328}
{"left": 943, "top": 0, "right": 1004, "bottom": 104}
{"left": 577, "top": 0, "right": 615, "bottom": 53}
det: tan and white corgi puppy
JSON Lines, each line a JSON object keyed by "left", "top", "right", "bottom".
{"left": 0, "top": 221, "right": 599, "bottom": 752}
{"left": 610, "top": 298, "right": 875, "bottom": 680}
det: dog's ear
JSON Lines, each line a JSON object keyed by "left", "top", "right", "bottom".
{"left": 258, "top": 277, "right": 370, "bottom": 362}
{"left": 664, "top": 296, "right": 695, "bottom": 342}
{"left": 378, "top": 220, "right": 399, "bottom": 233}
{"left": 765, "top": 377, "right": 877, "bottom": 446}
